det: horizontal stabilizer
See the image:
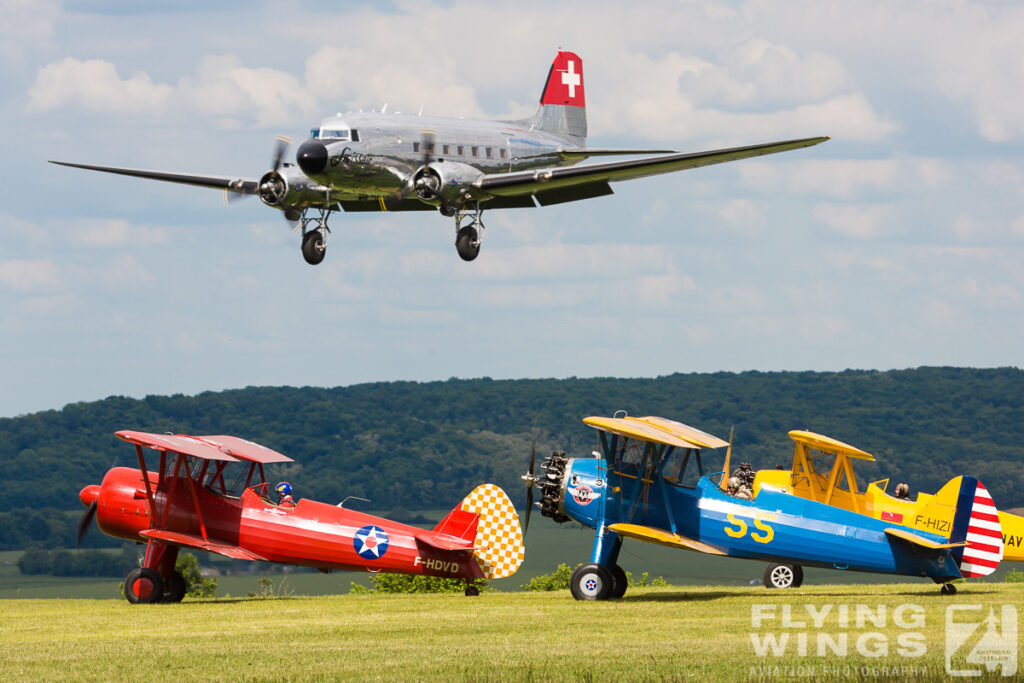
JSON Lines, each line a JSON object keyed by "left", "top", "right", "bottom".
{"left": 608, "top": 523, "right": 726, "bottom": 555}
{"left": 140, "top": 529, "right": 268, "bottom": 561}
{"left": 884, "top": 527, "right": 967, "bottom": 550}
{"left": 413, "top": 508, "right": 478, "bottom": 551}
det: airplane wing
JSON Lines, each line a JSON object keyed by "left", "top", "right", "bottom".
{"left": 476, "top": 137, "right": 829, "bottom": 199}
{"left": 608, "top": 523, "right": 726, "bottom": 555}
{"left": 140, "top": 529, "right": 269, "bottom": 561}
{"left": 884, "top": 527, "right": 967, "bottom": 551}
{"left": 49, "top": 161, "right": 258, "bottom": 195}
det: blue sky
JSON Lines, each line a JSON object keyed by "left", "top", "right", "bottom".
{"left": 2, "top": 0, "right": 1022, "bottom": 418}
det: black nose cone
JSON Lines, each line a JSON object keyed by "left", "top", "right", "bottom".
{"left": 296, "top": 139, "right": 328, "bottom": 175}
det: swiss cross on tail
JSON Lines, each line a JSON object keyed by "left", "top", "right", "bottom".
{"left": 540, "top": 51, "right": 585, "bottom": 107}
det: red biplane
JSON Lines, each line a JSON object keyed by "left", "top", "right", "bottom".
{"left": 78, "top": 431, "right": 524, "bottom": 602}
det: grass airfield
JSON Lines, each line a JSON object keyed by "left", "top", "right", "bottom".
{"left": 3, "top": 583, "right": 1023, "bottom": 682}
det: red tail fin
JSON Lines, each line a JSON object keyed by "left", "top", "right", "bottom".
{"left": 540, "top": 51, "right": 585, "bottom": 107}
{"left": 432, "top": 507, "right": 479, "bottom": 544}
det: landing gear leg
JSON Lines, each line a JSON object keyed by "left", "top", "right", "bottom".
{"left": 454, "top": 206, "right": 484, "bottom": 262}
{"left": 298, "top": 208, "right": 332, "bottom": 265}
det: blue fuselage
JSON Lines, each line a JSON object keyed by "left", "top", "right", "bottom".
{"left": 558, "top": 456, "right": 959, "bottom": 582}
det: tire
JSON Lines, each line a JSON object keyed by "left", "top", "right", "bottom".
{"left": 302, "top": 230, "right": 326, "bottom": 265}
{"left": 570, "top": 563, "right": 613, "bottom": 601}
{"left": 763, "top": 563, "right": 803, "bottom": 589}
{"left": 464, "top": 585, "right": 480, "bottom": 597}
{"left": 124, "top": 568, "right": 164, "bottom": 604}
{"left": 455, "top": 227, "right": 480, "bottom": 262}
{"left": 609, "top": 564, "right": 628, "bottom": 599}
{"left": 941, "top": 583, "right": 957, "bottom": 596}
{"left": 162, "top": 570, "right": 187, "bottom": 603}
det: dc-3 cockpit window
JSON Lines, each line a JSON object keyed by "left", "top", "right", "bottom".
{"left": 311, "top": 125, "right": 360, "bottom": 142}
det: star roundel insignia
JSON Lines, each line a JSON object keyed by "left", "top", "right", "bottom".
{"left": 354, "top": 525, "right": 390, "bottom": 560}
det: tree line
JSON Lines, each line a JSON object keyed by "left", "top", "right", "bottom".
{"left": 1, "top": 367, "right": 1022, "bottom": 551}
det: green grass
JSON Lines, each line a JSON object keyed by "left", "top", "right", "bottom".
{"left": 1, "top": 583, "right": 1022, "bottom": 681}
{"left": 9, "top": 520, "right": 1004, "bottom": 600}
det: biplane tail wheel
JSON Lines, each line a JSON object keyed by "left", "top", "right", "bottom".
{"left": 570, "top": 563, "right": 613, "bottom": 601}
{"left": 464, "top": 584, "right": 480, "bottom": 597}
{"left": 610, "top": 564, "right": 628, "bottom": 599}
{"left": 124, "top": 568, "right": 164, "bottom": 604}
{"left": 162, "top": 570, "right": 187, "bottom": 603}
{"left": 763, "top": 563, "right": 803, "bottom": 589}
{"left": 941, "top": 583, "right": 958, "bottom": 596}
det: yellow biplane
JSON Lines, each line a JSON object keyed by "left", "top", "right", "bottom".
{"left": 751, "top": 430, "right": 1024, "bottom": 563}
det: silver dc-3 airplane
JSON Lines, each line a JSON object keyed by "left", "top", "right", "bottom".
{"left": 52, "top": 51, "right": 829, "bottom": 265}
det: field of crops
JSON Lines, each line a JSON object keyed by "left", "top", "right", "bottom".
{"left": 3, "top": 582, "right": 1023, "bottom": 681}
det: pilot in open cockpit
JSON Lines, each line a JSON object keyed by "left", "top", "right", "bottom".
{"left": 727, "top": 477, "right": 753, "bottom": 501}
{"left": 275, "top": 481, "right": 295, "bottom": 508}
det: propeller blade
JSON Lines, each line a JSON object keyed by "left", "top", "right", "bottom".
{"left": 76, "top": 500, "right": 97, "bottom": 547}
{"left": 272, "top": 135, "right": 291, "bottom": 173}
{"left": 720, "top": 426, "right": 734, "bottom": 491}
{"left": 523, "top": 436, "right": 537, "bottom": 536}
{"left": 421, "top": 130, "right": 435, "bottom": 168}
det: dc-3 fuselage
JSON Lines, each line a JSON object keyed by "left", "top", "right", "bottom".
{"left": 52, "top": 51, "right": 828, "bottom": 265}
{"left": 528, "top": 415, "right": 1003, "bottom": 600}
{"left": 78, "top": 431, "right": 524, "bottom": 603}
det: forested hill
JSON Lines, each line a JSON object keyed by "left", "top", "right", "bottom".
{"left": 2, "top": 367, "right": 1023, "bottom": 520}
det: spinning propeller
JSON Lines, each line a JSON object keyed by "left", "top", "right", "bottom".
{"left": 522, "top": 436, "right": 537, "bottom": 535}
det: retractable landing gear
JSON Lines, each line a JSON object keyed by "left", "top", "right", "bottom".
{"left": 454, "top": 207, "right": 484, "bottom": 262}
{"left": 297, "top": 208, "right": 332, "bottom": 265}
{"left": 763, "top": 563, "right": 804, "bottom": 589}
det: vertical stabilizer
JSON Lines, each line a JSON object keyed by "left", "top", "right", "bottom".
{"left": 949, "top": 476, "right": 1004, "bottom": 577}
{"left": 458, "top": 484, "right": 525, "bottom": 579}
{"left": 526, "top": 51, "right": 587, "bottom": 144}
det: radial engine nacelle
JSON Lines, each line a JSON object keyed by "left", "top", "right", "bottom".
{"left": 411, "top": 160, "right": 485, "bottom": 213}
{"left": 258, "top": 166, "right": 329, "bottom": 219}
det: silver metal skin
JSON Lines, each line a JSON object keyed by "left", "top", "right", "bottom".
{"left": 50, "top": 53, "right": 828, "bottom": 264}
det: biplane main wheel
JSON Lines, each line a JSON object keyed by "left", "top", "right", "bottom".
{"left": 941, "top": 583, "right": 958, "bottom": 596}
{"left": 763, "top": 563, "right": 803, "bottom": 589}
{"left": 301, "top": 230, "right": 326, "bottom": 265}
{"left": 162, "top": 571, "right": 187, "bottom": 603}
{"left": 610, "top": 565, "right": 628, "bottom": 599}
{"left": 455, "top": 227, "right": 480, "bottom": 262}
{"left": 124, "top": 568, "right": 164, "bottom": 604}
{"left": 570, "top": 563, "right": 613, "bottom": 601}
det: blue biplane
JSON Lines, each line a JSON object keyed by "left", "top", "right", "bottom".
{"left": 523, "top": 414, "right": 1000, "bottom": 600}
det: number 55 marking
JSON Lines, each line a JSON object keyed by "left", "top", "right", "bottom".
{"left": 724, "top": 513, "right": 775, "bottom": 543}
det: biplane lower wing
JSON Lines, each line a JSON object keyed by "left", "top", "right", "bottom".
{"left": 884, "top": 527, "right": 967, "bottom": 551}
{"left": 140, "top": 529, "right": 268, "bottom": 561}
{"left": 608, "top": 523, "right": 726, "bottom": 555}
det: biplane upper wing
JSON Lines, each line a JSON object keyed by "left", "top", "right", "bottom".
{"left": 788, "top": 430, "right": 875, "bottom": 461}
{"left": 476, "top": 137, "right": 829, "bottom": 198}
{"left": 608, "top": 523, "right": 727, "bottom": 555}
{"left": 116, "top": 430, "right": 241, "bottom": 461}
{"left": 140, "top": 529, "right": 268, "bottom": 561}
{"left": 194, "top": 435, "right": 293, "bottom": 463}
{"left": 583, "top": 416, "right": 719, "bottom": 450}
